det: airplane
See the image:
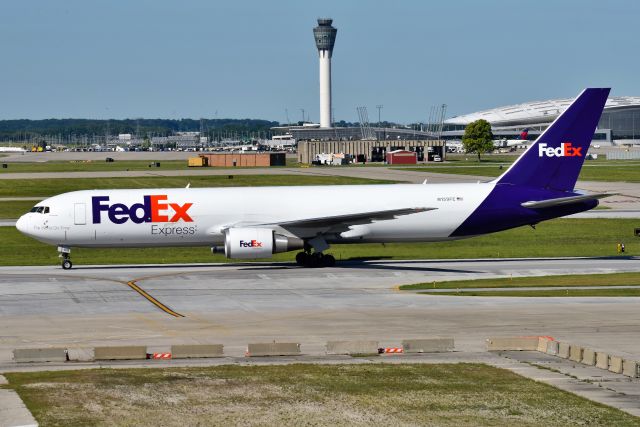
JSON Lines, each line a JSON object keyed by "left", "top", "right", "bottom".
{"left": 16, "top": 88, "right": 612, "bottom": 269}
{"left": 493, "top": 128, "right": 532, "bottom": 149}
{"left": 0, "top": 146, "right": 26, "bottom": 153}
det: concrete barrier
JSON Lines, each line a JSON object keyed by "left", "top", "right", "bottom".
{"left": 94, "top": 346, "right": 147, "bottom": 360}
{"left": 13, "top": 348, "right": 67, "bottom": 363}
{"left": 326, "top": 341, "right": 378, "bottom": 355}
{"left": 486, "top": 337, "right": 539, "bottom": 351}
{"left": 558, "top": 342, "right": 571, "bottom": 359}
{"left": 402, "top": 338, "right": 454, "bottom": 353}
{"left": 545, "top": 341, "right": 559, "bottom": 356}
{"left": 246, "top": 342, "right": 301, "bottom": 357}
{"left": 595, "top": 352, "right": 609, "bottom": 370}
{"left": 622, "top": 359, "right": 639, "bottom": 378}
{"left": 581, "top": 348, "right": 596, "bottom": 366}
{"left": 537, "top": 337, "right": 553, "bottom": 353}
{"left": 569, "top": 345, "right": 584, "bottom": 362}
{"left": 171, "top": 344, "right": 224, "bottom": 359}
{"left": 608, "top": 355, "right": 624, "bottom": 373}
{"left": 66, "top": 347, "right": 95, "bottom": 362}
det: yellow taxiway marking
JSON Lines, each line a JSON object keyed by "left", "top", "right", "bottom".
{"left": 126, "top": 280, "right": 185, "bottom": 318}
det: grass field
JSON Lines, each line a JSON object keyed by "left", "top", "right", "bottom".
{"left": 0, "top": 200, "right": 36, "bottom": 218}
{"left": 4, "top": 364, "right": 637, "bottom": 426}
{"left": 398, "top": 159, "right": 640, "bottom": 182}
{"left": 0, "top": 174, "right": 393, "bottom": 198}
{"left": 0, "top": 156, "right": 301, "bottom": 172}
{"left": 400, "top": 272, "right": 640, "bottom": 290}
{"left": 401, "top": 272, "right": 640, "bottom": 297}
{"left": 0, "top": 159, "right": 189, "bottom": 172}
{"left": 0, "top": 218, "right": 635, "bottom": 266}
{"left": 417, "top": 288, "right": 640, "bottom": 297}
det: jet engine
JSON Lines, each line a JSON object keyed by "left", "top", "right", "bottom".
{"left": 212, "top": 228, "right": 304, "bottom": 259}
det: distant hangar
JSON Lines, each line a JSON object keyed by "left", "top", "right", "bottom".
{"left": 443, "top": 96, "right": 640, "bottom": 145}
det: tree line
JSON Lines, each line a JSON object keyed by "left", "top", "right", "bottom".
{"left": 0, "top": 118, "right": 280, "bottom": 139}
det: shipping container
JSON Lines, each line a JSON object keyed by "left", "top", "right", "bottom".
{"left": 385, "top": 150, "right": 417, "bottom": 165}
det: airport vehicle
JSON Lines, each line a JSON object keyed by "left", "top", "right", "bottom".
{"left": 16, "top": 89, "right": 612, "bottom": 269}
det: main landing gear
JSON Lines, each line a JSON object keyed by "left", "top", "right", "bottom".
{"left": 295, "top": 251, "right": 336, "bottom": 268}
{"left": 58, "top": 246, "right": 73, "bottom": 270}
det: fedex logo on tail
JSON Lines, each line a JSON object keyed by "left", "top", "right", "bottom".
{"left": 92, "top": 195, "right": 193, "bottom": 224}
{"left": 240, "top": 240, "right": 263, "bottom": 248}
{"left": 538, "top": 142, "right": 582, "bottom": 158}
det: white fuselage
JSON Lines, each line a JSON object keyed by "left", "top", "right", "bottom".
{"left": 16, "top": 183, "right": 494, "bottom": 248}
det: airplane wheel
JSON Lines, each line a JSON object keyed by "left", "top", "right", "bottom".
{"left": 295, "top": 252, "right": 307, "bottom": 266}
{"left": 305, "top": 254, "right": 320, "bottom": 268}
{"left": 323, "top": 254, "right": 336, "bottom": 267}
{"left": 62, "top": 259, "right": 73, "bottom": 270}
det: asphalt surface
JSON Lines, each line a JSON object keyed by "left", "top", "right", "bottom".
{"left": 1, "top": 257, "right": 640, "bottom": 364}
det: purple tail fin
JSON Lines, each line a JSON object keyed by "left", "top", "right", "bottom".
{"left": 496, "top": 88, "right": 609, "bottom": 192}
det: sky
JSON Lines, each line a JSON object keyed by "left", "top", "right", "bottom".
{"left": 1, "top": 0, "right": 638, "bottom": 123}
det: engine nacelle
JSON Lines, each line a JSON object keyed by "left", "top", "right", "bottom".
{"left": 216, "top": 228, "right": 304, "bottom": 259}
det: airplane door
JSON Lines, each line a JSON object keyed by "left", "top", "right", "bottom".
{"left": 74, "top": 203, "right": 86, "bottom": 225}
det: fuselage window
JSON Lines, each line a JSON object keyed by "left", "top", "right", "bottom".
{"left": 43, "top": 207, "right": 50, "bottom": 214}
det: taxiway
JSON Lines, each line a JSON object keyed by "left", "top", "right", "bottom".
{"left": 1, "top": 257, "right": 639, "bottom": 363}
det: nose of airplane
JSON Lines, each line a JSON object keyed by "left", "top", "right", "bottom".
{"left": 15, "top": 215, "right": 28, "bottom": 234}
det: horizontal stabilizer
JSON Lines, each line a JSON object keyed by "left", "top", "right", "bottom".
{"left": 521, "top": 193, "right": 616, "bottom": 209}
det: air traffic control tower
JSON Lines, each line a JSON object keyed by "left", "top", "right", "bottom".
{"left": 313, "top": 18, "right": 337, "bottom": 128}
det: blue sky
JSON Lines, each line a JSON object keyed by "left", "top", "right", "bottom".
{"left": 1, "top": 0, "right": 637, "bottom": 122}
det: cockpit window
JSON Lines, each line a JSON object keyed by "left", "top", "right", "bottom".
{"left": 29, "top": 206, "right": 49, "bottom": 214}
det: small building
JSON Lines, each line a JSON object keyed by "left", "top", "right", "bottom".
{"left": 297, "top": 140, "right": 444, "bottom": 164}
{"left": 199, "top": 152, "right": 286, "bottom": 167}
{"left": 386, "top": 150, "right": 417, "bottom": 165}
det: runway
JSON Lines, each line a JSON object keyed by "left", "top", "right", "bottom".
{"left": 1, "top": 257, "right": 640, "bottom": 363}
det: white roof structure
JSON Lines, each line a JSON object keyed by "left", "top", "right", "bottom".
{"left": 445, "top": 96, "right": 640, "bottom": 127}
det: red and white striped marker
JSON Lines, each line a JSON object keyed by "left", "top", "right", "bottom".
{"left": 152, "top": 353, "right": 172, "bottom": 359}
{"left": 383, "top": 348, "right": 403, "bottom": 354}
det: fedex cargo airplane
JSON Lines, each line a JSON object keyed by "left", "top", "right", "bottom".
{"left": 16, "top": 88, "right": 612, "bottom": 269}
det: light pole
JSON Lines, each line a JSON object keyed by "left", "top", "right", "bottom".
{"left": 376, "top": 105, "right": 384, "bottom": 140}
{"left": 376, "top": 105, "right": 383, "bottom": 126}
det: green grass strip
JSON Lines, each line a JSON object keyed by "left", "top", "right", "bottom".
{"left": 0, "top": 200, "right": 37, "bottom": 219}
{"left": 0, "top": 174, "right": 393, "bottom": 198}
{"left": 397, "top": 160, "right": 640, "bottom": 182}
{"left": 418, "top": 288, "right": 640, "bottom": 297}
{"left": 400, "top": 271, "right": 640, "bottom": 291}
{"left": 0, "top": 218, "right": 636, "bottom": 266}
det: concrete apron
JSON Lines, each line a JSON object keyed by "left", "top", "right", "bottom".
{"left": 0, "top": 375, "right": 38, "bottom": 427}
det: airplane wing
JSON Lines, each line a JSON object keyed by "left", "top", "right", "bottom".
{"left": 521, "top": 193, "right": 616, "bottom": 209}
{"left": 216, "top": 207, "right": 436, "bottom": 237}
{"left": 229, "top": 207, "right": 434, "bottom": 236}
{"left": 272, "top": 207, "right": 434, "bottom": 229}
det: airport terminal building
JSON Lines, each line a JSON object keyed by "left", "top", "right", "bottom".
{"left": 442, "top": 96, "right": 640, "bottom": 145}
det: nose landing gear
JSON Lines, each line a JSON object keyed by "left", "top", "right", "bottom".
{"left": 58, "top": 246, "right": 73, "bottom": 270}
